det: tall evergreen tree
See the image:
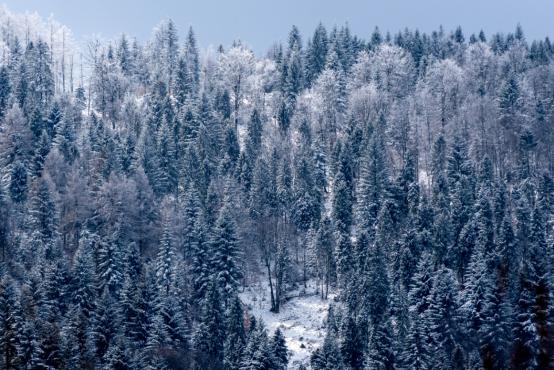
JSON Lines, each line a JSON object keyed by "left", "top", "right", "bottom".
{"left": 211, "top": 198, "right": 242, "bottom": 305}
{"left": 193, "top": 281, "right": 225, "bottom": 369}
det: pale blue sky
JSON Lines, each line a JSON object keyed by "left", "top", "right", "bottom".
{"left": 3, "top": 0, "right": 553, "bottom": 52}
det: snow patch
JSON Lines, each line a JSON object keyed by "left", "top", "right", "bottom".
{"left": 240, "top": 279, "right": 335, "bottom": 369}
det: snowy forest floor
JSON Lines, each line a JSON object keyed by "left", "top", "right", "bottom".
{"left": 240, "top": 278, "right": 336, "bottom": 369}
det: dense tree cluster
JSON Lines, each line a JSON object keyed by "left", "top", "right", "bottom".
{"left": 0, "top": 8, "right": 553, "bottom": 369}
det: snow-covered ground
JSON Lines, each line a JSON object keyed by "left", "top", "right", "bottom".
{"left": 240, "top": 279, "right": 335, "bottom": 369}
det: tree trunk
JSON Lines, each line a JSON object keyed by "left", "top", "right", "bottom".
{"left": 303, "top": 247, "right": 307, "bottom": 288}
{"left": 265, "top": 256, "right": 276, "bottom": 312}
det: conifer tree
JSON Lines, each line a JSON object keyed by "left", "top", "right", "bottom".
{"left": 97, "top": 224, "right": 124, "bottom": 295}
{"left": 366, "top": 317, "right": 395, "bottom": 370}
{"left": 310, "top": 332, "right": 343, "bottom": 370}
{"left": 0, "top": 66, "right": 10, "bottom": 119}
{"left": 355, "top": 127, "right": 389, "bottom": 235}
{"left": 425, "top": 267, "right": 463, "bottom": 369}
{"left": 211, "top": 198, "right": 242, "bottom": 305}
{"left": 154, "top": 117, "right": 178, "bottom": 196}
{"left": 193, "top": 281, "right": 225, "bottom": 369}
{"left": 270, "top": 328, "right": 288, "bottom": 370}
{"left": 340, "top": 314, "right": 365, "bottom": 370}
{"left": 9, "top": 160, "right": 28, "bottom": 203}
{"left": 223, "top": 295, "right": 246, "bottom": 370}
{"left": 306, "top": 23, "right": 328, "bottom": 87}
{"left": 0, "top": 277, "right": 22, "bottom": 370}
{"left": 53, "top": 116, "right": 79, "bottom": 164}
{"left": 155, "top": 222, "right": 177, "bottom": 296}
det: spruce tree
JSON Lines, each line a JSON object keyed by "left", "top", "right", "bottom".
{"left": 365, "top": 317, "right": 395, "bottom": 370}
{"left": 355, "top": 127, "right": 388, "bottom": 235}
{"left": 0, "top": 66, "right": 10, "bottom": 120}
{"left": 425, "top": 267, "right": 463, "bottom": 369}
{"left": 193, "top": 281, "right": 225, "bottom": 368}
{"left": 223, "top": 295, "right": 246, "bottom": 370}
{"left": 0, "top": 277, "right": 22, "bottom": 370}
{"left": 9, "top": 160, "right": 28, "bottom": 203}
{"left": 211, "top": 198, "right": 242, "bottom": 305}
{"left": 305, "top": 23, "right": 328, "bottom": 87}
{"left": 340, "top": 314, "right": 364, "bottom": 370}
{"left": 310, "top": 332, "right": 343, "bottom": 370}
{"left": 270, "top": 328, "right": 288, "bottom": 370}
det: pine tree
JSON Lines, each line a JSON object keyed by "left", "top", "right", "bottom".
{"left": 0, "top": 66, "right": 10, "bottom": 119}
{"left": 365, "top": 317, "right": 395, "bottom": 370}
{"left": 270, "top": 328, "right": 288, "bottom": 370}
{"left": 155, "top": 222, "right": 177, "bottom": 296}
{"left": 154, "top": 117, "right": 178, "bottom": 195}
{"left": 332, "top": 170, "right": 352, "bottom": 235}
{"left": 0, "top": 188, "right": 8, "bottom": 264}
{"left": 340, "top": 314, "right": 364, "bottom": 370}
{"left": 355, "top": 127, "right": 389, "bottom": 234}
{"left": 284, "top": 40, "right": 303, "bottom": 105}
{"left": 193, "top": 281, "right": 225, "bottom": 368}
{"left": 26, "top": 39, "right": 54, "bottom": 109}
{"left": 292, "top": 156, "right": 321, "bottom": 232}
{"left": 184, "top": 27, "right": 200, "bottom": 88}
{"left": 28, "top": 177, "right": 58, "bottom": 261}
{"left": 274, "top": 242, "right": 290, "bottom": 312}
{"left": 91, "top": 288, "right": 119, "bottom": 362}
{"left": 72, "top": 231, "right": 98, "bottom": 316}
{"left": 396, "top": 210, "right": 420, "bottom": 290}
{"left": 246, "top": 109, "right": 263, "bottom": 162}
{"left": 305, "top": 23, "right": 328, "bottom": 87}
{"left": 498, "top": 74, "right": 522, "bottom": 129}
{"left": 9, "top": 160, "right": 28, "bottom": 203}
{"left": 425, "top": 267, "right": 463, "bottom": 369}
{"left": 359, "top": 240, "right": 389, "bottom": 327}
{"left": 211, "top": 199, "right": 242, "bottom": 304}
{"left": 334, "top": 231, "right": 353, "bottom": 291}
{"left": 103, "top": 334, "right": 131, "bottom": 370}
{"left": 34, "top": 263, "right": 65, "bottom": 369}
{"left": 240, "top": 321, "right": 274, "bottom": 370}
{"left": 221, "top": 125, "right": 240, "bottom": 175}
{"left": 53, "top": 115, "right": 79, "bottom": 164}
{"left": 31, "top": 130, "right": 50, "bottom": 177}
{"left": 60, "top": 303, "right": 95, "bottom": 369}
{"left": 460, "top": 248, "right": 490, "bottom": 356}
{"left": 480, "top": 272, "right": 511, "bottom": 370}
{"left": 224, "top": 295, "right": 246, "bottom": 370}
{"left": 313, "top": 216, "right": 335, "bottom": 299}
{"left": 0, "top": 277, "right": 22, "bottom": 370}
{"left": 175, "top": 27, "right": 200, "bottom": 107}
{"left": 144, "top": 304, "right": 172, "bottom": 369}
{"left": 97, "top": 224, "right": 124, "bottom": 295}
{"left": 401, "top": 312, "right": 429, "bottom": 370}
{"left": 510, "top": 204, "right": 553, "bottom": 370}
{"left": 310, "top": 332, "right": 343, "bottom": 370}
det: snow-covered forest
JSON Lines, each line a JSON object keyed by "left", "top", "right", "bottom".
{"left": 0, "top": 5, "right": 554, "bottom": 369}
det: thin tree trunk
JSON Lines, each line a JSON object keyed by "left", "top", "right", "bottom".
{"left": 265, "top": 256, "right": 275, "bottom": 312}
{"left": 303, "top": 247, "right": 307, "bottom": 288}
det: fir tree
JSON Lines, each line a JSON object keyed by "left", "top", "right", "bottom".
{"left": 270, "top": 328, "right": 288, "bottom": 370}
{"left": 211, "top": 199, "right": 242, "bottom": 304}
{"left": 193, "top": 281, "right": 225, "bottom": 368}
{"left": 306, "top": 23, "right": 328, "bottom": 87}
{"left": 366, "top": 317, "right": 395, "bottom": 370}
{"left": 155, "top": 222, "right": 177, "bottom": 296}
{"left": 0, "top": 277, "right": 22, "bottom": 370}
{"left": 310, "top": 332, "right": 343, "bottom": 370}
{"left": 224, "top": 295, "right": 246, "bottom": 370}
{"left": 425, "top": 267, "right": 463, "bottom": 369}
{"left": 0, "top": 66, "right": 10, "bottom": 119}
{"left": 9, "top": 160, "right": 28, "bottom": 203}
{"left": 340, "top": 314, "right": 364, "bottom": 370}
